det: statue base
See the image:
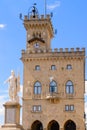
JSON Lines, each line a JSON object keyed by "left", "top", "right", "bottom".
{"left": 1, "top": 124, "right": 23, "bottom": 130}
{"left": 1, "top": 101, "right": 23, "bottom": 130}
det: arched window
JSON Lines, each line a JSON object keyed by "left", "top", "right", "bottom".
{"left": 66, "top": 64, "right": 72, "bottom": 70}
{"left": 51, "top": 65, "right": 56, "bottom": 70}
{"left": 34, "top": 81, "right": 41, "bottom": 94}
{"left": 35, "top": 65, "right": 40, "bottom": 70}
{"left": 50, "top": 81, "right": 57, "bottom": 93}
{"left": 65, "top": 80, "right": 74, "bottom": 94}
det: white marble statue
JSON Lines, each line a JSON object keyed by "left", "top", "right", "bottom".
{"left": 5, "top": 70, "right": 20, "bottom": 102}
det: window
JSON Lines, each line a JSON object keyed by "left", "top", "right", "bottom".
{"left": 34, "top": 81, "right": 41, "bottom": 94}
{"left": 70, "top": 105, "right": 74, "bottom": 111}
{"left": 32, "top": 105, "right": 41, "bottom": 112}
{"left": 35, "top": 65, "right": 40, "bottom": 70}
{"left": 50, "top": 81, "right": 57, "bottom": 93}
{"left": 51, "top": 65, "right": 56, "bottom": 70}
{"left": 65, "top": 105, "right": 69, "bottom": 111}
{"left": 65, "top": 105, "right": 74, "bottom": 111}
{"left": 66, "top": 80, "right": 74, "bottom": 94}
{"left": 66, "top": 64, "right": 72, "bottom": 70}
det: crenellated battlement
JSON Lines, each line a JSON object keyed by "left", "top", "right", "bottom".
{"left": 24, "top": 14, "right": 51, "bottom": 21}
{"left": 22, "top": 47, "right": 85, "bottom": 54}
{"left": 21, "top": 47, "right": 85, "bottom": 61}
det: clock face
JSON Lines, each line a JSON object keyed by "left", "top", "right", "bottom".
{"left": 34, "top": 43, "right": 40, "bottom": 48}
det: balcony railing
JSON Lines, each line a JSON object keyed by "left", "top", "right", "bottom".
{"left": 32, "top": 94, "right": 41, "bottom": 99}
{"left": 66, "top": 93, "right": 74, "bottom": 99}
{"left": 46, "top": 92, "right": 61, "bottom": 99}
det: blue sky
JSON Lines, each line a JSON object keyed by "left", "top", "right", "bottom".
{"left": 0, "top": 0, "right": 87, "bottom": 125}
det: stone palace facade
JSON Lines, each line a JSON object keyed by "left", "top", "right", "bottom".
{"left": 21, "top": 5, "right": 85, "bottom": 130}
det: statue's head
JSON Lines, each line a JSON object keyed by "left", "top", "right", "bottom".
{"left": 11, "top": 70, "right": 15, "bottom": 76}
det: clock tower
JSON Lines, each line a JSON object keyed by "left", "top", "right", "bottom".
{"left": 23, "top": 5, "right": 53, "bottom": 51}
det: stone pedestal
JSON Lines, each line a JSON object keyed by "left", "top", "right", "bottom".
{"left": 1, "top": 101, "right": 23, "bottom": 130}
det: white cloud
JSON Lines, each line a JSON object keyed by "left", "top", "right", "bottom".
{"left": 85, "top": 102, "right": 87, "bottom": 123}
{"left": 0, "top": 24, "right": 6, "bottom": 29}
{"left": 85, "top": 81, "right": 87, "bottom": 92}
{"left": 85, "top": 102, "right": 87, "bottom": 112}
{"left": 19, "top": 84, "right": 23, "bottom": 98}
{"left": 20, "top": 84, "right": 23, "bottom": 94}
{"left": 85, "top": 81, "right": 87, "bottom": 123}
{"left": 85, "top": 81, "right": 87, "bottom": 97}
{"left": 47, "top": 1, "right": 60, "bottom": 11}
{"left": 0, "top": 96, "right": 6, "bottom": 116}
{"left": 0, "top": 94, "right": 8, "bottom": 124}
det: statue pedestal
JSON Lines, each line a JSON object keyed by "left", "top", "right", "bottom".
{"left": 1, "top": 101, "right": 23, "bottom": 130}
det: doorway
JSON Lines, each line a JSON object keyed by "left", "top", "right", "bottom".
{"left": 64, "top": 120, "right": 76, "bottom": 130}
{"left": 31, "top": 120, "right": 43, "bottom": 130}
{"left": 48, "top": 120, "right": 59, "bottom": 130}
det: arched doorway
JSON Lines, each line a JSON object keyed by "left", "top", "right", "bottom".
{"left": 31, "top": 120, "right": 43, "bottom": 130}
{"left": 64, "top": 120, "right": 76, "bottom": 130}
{"left": 48, "top": 120, "right": 59, "bottom": 130}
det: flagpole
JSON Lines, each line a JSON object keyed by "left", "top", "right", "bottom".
{"left": 45, "top": 0, "right": 47, "bottom": 17}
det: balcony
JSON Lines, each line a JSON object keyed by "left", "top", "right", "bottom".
{"left": 33, "top": 94, "right": 41, "bottom": 99}
{"left": 46, "top": 92, "right": 61, "bottom": 100}
{"left": 66, "top": 93, "right": 74, "bottom": 99}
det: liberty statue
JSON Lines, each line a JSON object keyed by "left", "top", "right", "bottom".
{"left": 5, "top": 70, "right": 20, "bottom": 102}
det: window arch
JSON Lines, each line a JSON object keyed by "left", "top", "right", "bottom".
{"left": 34, "top": 81, "right": 41, "bottom": 94}
{"left": 65, "top": 80, "right": 74, "bottom": 94}
{"left": 50, "top": 81, "right": 57, "bottom": 93}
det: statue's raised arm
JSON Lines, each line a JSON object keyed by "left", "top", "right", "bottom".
{"left": 5, "top": 70, "right": 20, "bottom": 102}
